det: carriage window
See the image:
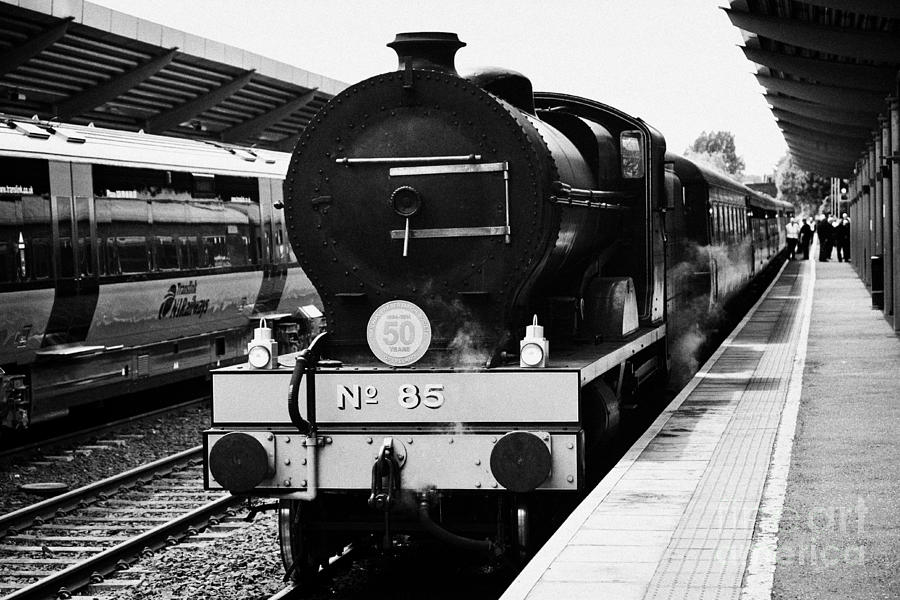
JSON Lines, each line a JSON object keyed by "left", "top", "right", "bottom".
{"left": 178, "top": 236, "right": 201, "bottom": 269}
{"left": 116, "top": 237, "right": 149, "bottom": 273}
{"left": 226, "top": 233, "right": 250, "bottom": 267}
{"left": 0, "top": 196, "right": 22, "bottom": 282}
{"left": 75, "top": 196, "right": 93, "bottom": 276}
{"left": 203, "top": 235, "right": 228, "bottom": 267}
{"left": 0, "top": 240, "right": 15, "bottom": 283}
{"left": 155, "top": 236, "right": 179, "bottom": 270}
{"left": 0, "top": 158, "right": 51, "bottom": 282}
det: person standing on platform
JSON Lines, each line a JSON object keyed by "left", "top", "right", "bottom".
{"left": 839, "top": 214, "right": 851, "bottom": 262}
{"left": 785, "top": 218, "right": 800, "bottom": 259}
{"left": 817, "top": 214, "right": 833, "bottom": 261}
{"left": 799, "top": 217, "right": 813, "bottom": 260}
{"left": 833, "top": 217, "right": 846, "bottom": 262}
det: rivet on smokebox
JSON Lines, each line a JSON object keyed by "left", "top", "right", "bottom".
{"left": 284, "top": 437, "right": 291, "bottom": 444}
{"left": 301, "top": 480, "right": 308, "bottom": 487}
{"left": 301, "top": 458, "right": 307, "bottom": 465}
{"left": 475, "top": 459, "right": 481, "bottom": 466}
{"left": 283, "top": 479, "right": 292, "bottom": 487}
{"left": 567, "top": 475, "right": 575, "bottom": 483}
{"left": 407, "top": 438, "right": 413, "bottom": 444}
{"left": 567, "top": 442, "right": 574, "bottom": 450}
{"left": 474, "top": 482, "right": 482, "bottom": 488}
{"left": 366, "top": 437, "right": 373, "bottom": 444}
{"left": 266, "top": 433, "right": 274, "bottom": 441}
{"left": 284, "top": 458, "right": 291, "bottom": 466}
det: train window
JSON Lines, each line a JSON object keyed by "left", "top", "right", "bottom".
{"left": 115, "top": 237, "right": 150, "bottom": 273}
{"left": 192, "top": 173, "right": 216, "bottom": 199}
{"left": 78, "top": 237, "right": 93, "bottom": 276}
{"left": 620, "top": 131, "right": 644, "bottom": 179}
{"left": 178, "top": 236, "right": 201, "bottom": 269}
{"left": 226, "top": 234, "right": 250, "bottom": 267}
{"left": 217, "top": 175, "right": 260, "bottom": 203}
{"left": 55, "top": 197, "right": 75, "bottom": 278}
{"left": 75, "top": 196, "right": 93, "bottom": 277}
{"left": 203, "top": 235, "right": 229, "bottom": 267}
{"left": 155, "top": 236, "right": 179, "bottom": 270}
{"left": 0, "top": 240, "right": 17, "bottom": 283}
{"left": 30, "top": 237, "right": 51, "bottom": 279}
{"left": 0, "top": 196, "right": 22, "bottom": 282}
{"left": 24, "top": 195, "right": 52, "bottom": 280}
{"left": 0, "top": 170, "right": 52, "bottom": 282}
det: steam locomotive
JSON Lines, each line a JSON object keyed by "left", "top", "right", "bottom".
{"left": 203, "top": 33, "right": 791, "bottom": 578}
{"left": 0, "top": 116, "right": 321, "bottom": 431}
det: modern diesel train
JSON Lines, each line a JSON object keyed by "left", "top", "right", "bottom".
{"left": 0, "top": 115, "right": 321, "bottom": 431}
{"left": 202, "top": 33, "right": 792, "bottom": 579}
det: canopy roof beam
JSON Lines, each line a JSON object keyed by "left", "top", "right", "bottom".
{"left": 0, "top": 17, "right": 72, "bottom": 78}
{"left": 220, "top": 88, "right": 318, "bottom": 144}
{"left": 145, "top": 70, "right": 255, "bottom": 134}
{"left": 742, "top": 47, "right": 896, "bottom": 92}
{"left": 726, "top": 8, "right": 900, "bottom": 62}
{"left": 772, "top": 109, "right": 873, "bottom": 139}
{"left": 764, "top": 95, "right": 878, "bottom": 128}
{"left": 55, "top": 47, "right": 178, "bottom": 121}
{"left": 756, "top": 75, "right": 888, "bottom": 113}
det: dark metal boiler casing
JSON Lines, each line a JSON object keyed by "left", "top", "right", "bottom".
{"left": 284, "top": 44, "right": 611, "bottom": 364}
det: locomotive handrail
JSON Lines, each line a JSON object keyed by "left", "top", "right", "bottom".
{"left": 550, "top": 181, "right": 634, "bottom": 209}
{"left": 335, "top": 154, "right": 481, "bottom": 165}
{"left": 285, "top": 332, "right": 328, "bottom": 437}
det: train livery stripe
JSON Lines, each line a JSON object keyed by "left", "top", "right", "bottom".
{"left": 253, "top": 264, "right": 289, "bottom": 314}
{"left": 41, "top": 278, "right": 100, "bottom": 347}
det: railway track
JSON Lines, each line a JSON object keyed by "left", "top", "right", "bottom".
{"left": 0, "top": 396, "right": 209, "bottom": 461}
{"left": 0, "top": 447, "right": 240, "bottom": 600}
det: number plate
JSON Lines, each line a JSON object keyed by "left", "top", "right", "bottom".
{"left": 315, "top": 371, "right": 579, "bottom": 424}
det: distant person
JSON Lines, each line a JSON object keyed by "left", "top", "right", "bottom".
{"left": 785, "top": 218, "right": 800, "bottom": 259}
{"left": 799, "top": 217, "right": 813, "bottom": 260}
{"left": 837, "top": 214, "right": 851, "bottom": 262}
{"left": 817, "top": 215, "right": 833, "bottom": 262}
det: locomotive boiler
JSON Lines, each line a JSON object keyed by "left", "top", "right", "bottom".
{"left": 203, "top": 32, "right": 789, "bottom": 580}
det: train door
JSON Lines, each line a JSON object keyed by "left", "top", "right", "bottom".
{"left": 255, "top": 178, "right": 288, "bottom": 313}
{"left": 257, "top": 177, "right": 276, "bottom": 265}
{"left": 44, "top": 162, "right": 99, "bottom": 346}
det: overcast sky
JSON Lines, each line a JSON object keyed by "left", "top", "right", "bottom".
{"left": 94, "top": 0, "right": 787, "bottom": 177}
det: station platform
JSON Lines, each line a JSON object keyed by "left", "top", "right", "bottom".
{"left": 502, "top": 259, "right": 900, "bottom": 600}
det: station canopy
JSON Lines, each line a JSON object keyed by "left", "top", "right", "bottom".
{"left": 728, "top": 0, "right": 900, "bottom": 177}
{"left": 0, "top": 0, "right": 346, "bottom": 151}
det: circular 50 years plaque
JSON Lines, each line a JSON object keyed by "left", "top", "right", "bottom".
{"left": 366, "top": 300, "right": 432, "bottom": 366}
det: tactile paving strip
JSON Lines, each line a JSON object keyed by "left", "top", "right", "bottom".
{"left": 644, "top": 269, "right": 806, "bottom": 600}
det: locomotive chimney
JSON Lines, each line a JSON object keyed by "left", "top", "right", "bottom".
{"left": 388, "top": 32, "right": 465, "bottom": 75}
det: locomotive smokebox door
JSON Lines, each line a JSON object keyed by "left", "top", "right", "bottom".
{"left": 489, "top": 431, "right": 552, "bottom": 492}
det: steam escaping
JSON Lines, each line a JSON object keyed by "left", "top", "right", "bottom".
{"left": 667, "top": 239, "right": 754, "bottom": 387}
{"left": 418, "top": 281, "right": 495, "bottom": 368}
{"left": 446, "top": 313, "right": 491, "bottom": 368}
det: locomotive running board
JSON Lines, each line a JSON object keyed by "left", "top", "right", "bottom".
{"left": 208, "top": 324, "right": 665, "bottom": 428}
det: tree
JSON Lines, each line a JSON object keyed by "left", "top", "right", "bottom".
{"left": 774, "top": 154, "right": 830, "bottom": 216}
{"left": 685, "top": 131, "right": 745, "bottom": 179}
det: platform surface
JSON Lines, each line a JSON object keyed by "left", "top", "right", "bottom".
{"left": 501, "top": 259, "right": 900, "bottom": 600}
